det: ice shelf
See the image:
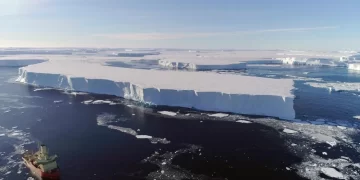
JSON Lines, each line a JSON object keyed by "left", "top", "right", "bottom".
{"left": 17, "top": 61, "right": 295, "bottom": 119}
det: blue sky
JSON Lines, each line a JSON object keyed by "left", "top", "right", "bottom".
{"left": 0, "top": 0, "right": 359, "bottom": 50}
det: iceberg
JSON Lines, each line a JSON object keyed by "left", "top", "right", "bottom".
{"left": 17, "top": 61, "right": 295, "bottom": 119}
{"left": 348, "top": 63, "right": 360, "bottom": 71}
{"left": 158, "top": 111, "right": 177, "bottom": 116}
{"left": 320, "top": 168, "right": 345, "bottom": 179}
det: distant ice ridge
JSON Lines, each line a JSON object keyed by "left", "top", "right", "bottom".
{"left": 17, "top": 61, "right": 295, "bottom": 119}
{"left": 278, "top": 57, "right": 347, "bottom": 67}
{"left": 0, "top": 49, "right": 72, "bottom": 55}
{"left": 348, "top": 63, "right": 360, "bottom": 71}
{"left": 0, "top": 56, "right": 47, "bottom": 67}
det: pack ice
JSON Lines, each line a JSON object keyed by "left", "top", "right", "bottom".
{"left": 17, "top": 61, "right": 295, "bottom": 119}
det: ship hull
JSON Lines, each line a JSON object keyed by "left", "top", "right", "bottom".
{"left": 23, "top": 158, "right": 60, "bottom": 179}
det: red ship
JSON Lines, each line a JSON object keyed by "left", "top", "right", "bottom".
{"left": 22, "top": 144, "right": 60, "bottom": 179}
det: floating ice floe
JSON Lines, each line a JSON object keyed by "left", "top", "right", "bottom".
{"left": 82, "top": 100, "right": 118, "bottom": 105}
{"left": 320, "top": 167, "right": 345, "bottom": 179}
{"left": 311, "top": 133, "right": 338, "bottom": 147}
{"left": 236, "top": 120, "right": 252, "bottom": 124}
{"left": 136, "top": 135, "right": 152, "bottom": 139}
{"left": 53, "top": 100, "right": 63, "bottom": 104}
{"left": 207, "top": 113, "right": 229, "bottom": 118}
{"left": 33, "top": 87, "right": 55, "bottom": 91}
{"left": 97, "top": 113, "right": 170, "bottom": 144}
{"left": 283, "top": 128, "right": 298, "bottom": 134}
{"left": 158, "top": 111, "right": 177, "bottom": 116}
{"left": 354, "top": 116, "right": 360, "bottom": 120}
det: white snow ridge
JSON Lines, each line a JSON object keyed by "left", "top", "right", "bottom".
{"left": 17, "top": 61, "right": 295, "bottom": 119}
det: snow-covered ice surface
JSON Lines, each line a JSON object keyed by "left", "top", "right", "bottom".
{"left": 305, "top": 82, "right": 360, "bottom": 92}
{"left": 16, "top": 61, "right": 295, "bottom": 119}
{"left": 236, "top": 120, "right": 252, "bottom": 123}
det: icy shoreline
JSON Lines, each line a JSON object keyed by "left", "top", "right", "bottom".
{"left": 16, "top": 61, "right": 295, "bottom": 119}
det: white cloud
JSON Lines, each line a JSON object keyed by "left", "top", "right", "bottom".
{"left": 93, "top": 26, "right": 338, "bottom": 40}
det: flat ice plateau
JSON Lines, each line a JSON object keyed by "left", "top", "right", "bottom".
{"left": 17, "top": 61, "right": 295, "bottom": 119}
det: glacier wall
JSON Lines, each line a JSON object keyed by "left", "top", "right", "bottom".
{"left": 17, "top": 68, "right": 295, "bottom": 119}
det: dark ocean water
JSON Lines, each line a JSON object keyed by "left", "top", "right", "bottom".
{"left": 0, "top": 65, "right": 360, "bottom": 180}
